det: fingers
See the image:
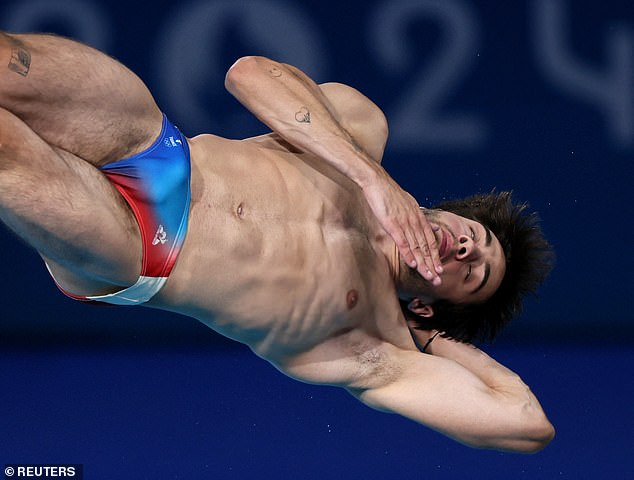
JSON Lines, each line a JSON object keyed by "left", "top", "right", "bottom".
{"left": 360, "top": 179, "right": 442, "bottom": 285}
{"left": 406, "top": 228, "right": 436, "bottom": 284}
{"left": 422, "top": 218, "right": 443, "bottom": 275}
{"left": 392, "top": 217, "right": 441, "bottom": 286}
{"left": 388, "top": 221, "right": 417, "bottom": 270}
{"left": 410, "top": 213, "right": 442, "bottom": 285}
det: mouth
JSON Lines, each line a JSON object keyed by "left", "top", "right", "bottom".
{"left": 438, "top": 227, "right": 453, "bottom": 262}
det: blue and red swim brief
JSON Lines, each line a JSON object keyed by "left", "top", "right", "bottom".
{"left": 51, "top": 114, "right": 191, "bottom": 305}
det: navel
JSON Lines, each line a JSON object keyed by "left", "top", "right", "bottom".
{"left": 236, "top": 202, "right": 245, "bottom": 218}
{"left": 346, "top": 289, "right": 359, "bottom": 309}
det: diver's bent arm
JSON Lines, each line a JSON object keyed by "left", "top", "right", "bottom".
{"left": 348, "top": 343, "right": 555, "bottom": 453}
{"left": 224, "top": 55, "right": 382, "bottom": 186}
{"left": 224, "top": 55, "right": 443, "bottom": 279}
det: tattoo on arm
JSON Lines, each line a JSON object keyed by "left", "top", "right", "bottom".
{"left": 292, "top": 105, "right": 364, "bottom": 155}
{"left": 7, "top": 37, "right": 31, "bottom": 77}
{"left": 295, "top": 106, "right": 311, "bottom": 123}
{"left": 269, "top": 67, "right": 282, "bottom": 78}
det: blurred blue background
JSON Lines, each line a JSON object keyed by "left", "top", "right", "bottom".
{"left": 0, "top": 0, "right": 632, "bottom": 478}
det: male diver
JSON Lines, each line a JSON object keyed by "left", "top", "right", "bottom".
{"left": 0, "top": 32, "right": 554, "bottom": 452}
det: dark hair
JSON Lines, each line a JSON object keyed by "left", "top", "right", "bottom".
{"left": 404, "top": 191, "right": 555, "bottom": 343}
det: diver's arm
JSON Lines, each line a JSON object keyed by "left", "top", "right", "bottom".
{"left": 409, "top": 328, "right": 547, "bottom": 394}
{"left": 349, "top": 342, "right": 555, "bottom": 453}
{"left": 224, "top": 55, "right": 442, "bottom": 282}
{"left": 225, "top": 55, "right": 383, "bottom": 177}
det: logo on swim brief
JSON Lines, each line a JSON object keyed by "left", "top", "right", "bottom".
{"left": 164, "top": 136, "right": 182, "bottom": 148}
{"left": 152, "top": 225, "right": 168, "bottom": 245}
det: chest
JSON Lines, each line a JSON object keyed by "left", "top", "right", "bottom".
{"left": 188, "top": 140, "right": 375, "bottom": 265}
{"left": 163, "top": 139, "right": 389, "bottom": 349}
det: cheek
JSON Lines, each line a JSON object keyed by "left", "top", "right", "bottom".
{"left": 439, "top": 264, "right": 460, "bottom": 285}
{"left": 435, "top": 269, "right": 464, "bottom": 299}
{"left": 435, "top": 273, "right": 457, "bottom": 295}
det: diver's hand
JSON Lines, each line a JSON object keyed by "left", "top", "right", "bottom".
{"left": 361, "top": 172, "right": 442, "bottom": 284}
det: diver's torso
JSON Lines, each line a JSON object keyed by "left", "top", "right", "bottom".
{"left": 153, "top": 133, "right": 406, "bottom": 361}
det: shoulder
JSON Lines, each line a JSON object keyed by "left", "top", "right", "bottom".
{"left": 319, "top": 83, "right": 389, "bottom": 163}
{"left": 319, "top": 83, "right": 387, "bottom": 133}
{"left": 320, "top": 83, "right": 386, "bottom": 120}
{"left": 281, "top": 320, "right": 418, "bottom": 390}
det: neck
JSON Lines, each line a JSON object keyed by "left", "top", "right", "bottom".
{"left": 391, "top": 246, "right": 435, "bottom": 303}
{"left": 373, "top": 230, "right": 400, "bottom": 284}
{"left": 374, "top": 227, "right": 438, "bottom": 303}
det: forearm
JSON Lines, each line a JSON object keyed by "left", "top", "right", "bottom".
{"left": 224, "top": 56, "right": 381, "bottom": 187}
{"left": 414, "top": 329, "right": 536, "bottom": 394}
{"left": 428, "top": 336, "right": 522, "bottom": 389}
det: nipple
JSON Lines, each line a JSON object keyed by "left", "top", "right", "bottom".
{"left": 346, "top": 289, "right": 359, "bottom": 309}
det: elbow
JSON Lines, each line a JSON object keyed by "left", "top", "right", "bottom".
{"left": 467, "top": 413, "right": 555, "bottom": 454}
{"left": 224, "top": 56, "right": 268, "bottom": 93}
{"left": 224, "top": 56, "right": 251, "bottom": 92}
{"left": 521, "top": 418, "right": 556, "bottom": 454}
{"left": 516, "top": 399, "right": 556, "bottom": 453}
{"left": 501, "top": 415, "right": 556, "bottom": 454}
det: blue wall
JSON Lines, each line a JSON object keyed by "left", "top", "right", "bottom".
{"left": 0, "top": 0, "right": 633, "bottom": 478}
{"left": 1, "top": 0, "right": 632, "bottom": 342}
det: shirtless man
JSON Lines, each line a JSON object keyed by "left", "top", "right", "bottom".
{"left": 0, "top": 32, "right": 554, "bottom": 452}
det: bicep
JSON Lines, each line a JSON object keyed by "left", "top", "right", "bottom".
{"left": 350, "top": 348, "right": 527, "bottom": 450}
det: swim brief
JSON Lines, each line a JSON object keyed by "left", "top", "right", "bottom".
{"left": 48, "top": 114, "right": 191, "bottom": 305}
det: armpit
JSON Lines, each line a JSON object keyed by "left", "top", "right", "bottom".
{"left": 348, "top": 341, "right": 403, "bottom": 390}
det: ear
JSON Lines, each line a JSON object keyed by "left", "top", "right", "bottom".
{"left": 407, "top": 298, "right": 434, "bottom": 318}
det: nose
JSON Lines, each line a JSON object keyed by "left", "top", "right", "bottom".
{"left": 455, "top": 234, "right": 477, "bottom": 261}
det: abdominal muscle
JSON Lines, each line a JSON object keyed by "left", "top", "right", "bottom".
{"left": 151, "top": 134, "right": 390, "bottom": 359}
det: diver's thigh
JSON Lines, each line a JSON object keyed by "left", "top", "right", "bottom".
{"left": 0, "top": 31, "right": 162, "bottom": 166}
{"left": 0, "top": 106, "right": 141, "bottom": 292}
